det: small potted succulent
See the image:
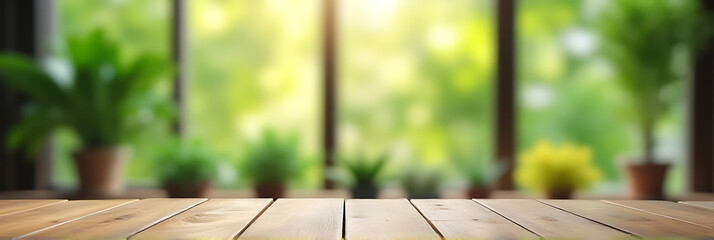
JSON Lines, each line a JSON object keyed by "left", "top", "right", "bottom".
{"left": 0, "top": 30, "right": 172, "bottom": 197}
{"left": 341, "top": 153, "right": 388, "bottom": 199}
{"left": 156, "top": 139, "right": 219, "bottom": 198}
{"left": 239, "top": 130, "right": 300, "bottom": 199}
{"left": 450, "top": 153, "right": 503, "bottom": 199}
{"left": 402, "top": 166, "right": 442, "bottom": 199}
{"left": 515, "top": 141, "right": 601, "bottom": 199}
{"left": 597, "top": 0, "right": 710, "bottom": 199}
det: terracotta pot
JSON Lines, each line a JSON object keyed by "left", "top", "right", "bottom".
{"left": 163, "top": 181, "right": 211, "bottom": 198}
{"left": 467, "top": 185, "right": 492, "bottom": 199}
{"left": 625, "top": 162, "right": 669, "bottom": 200}
{"left": 351, "top": 185, "right": 379, "bottom": 199}
{"left": 545, "top": 188, "right": 573, "bottom": 199}
{"left": 73, "top": 147, "right": 127, "bottom": 198}
{"left": 255, "top": 182, "right": 286, "bottom": 199}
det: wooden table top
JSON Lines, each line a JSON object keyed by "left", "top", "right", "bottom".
{"left": 0, "top": 199, "right": 712, "bottom": 239}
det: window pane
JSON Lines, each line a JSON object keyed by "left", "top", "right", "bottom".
{"left": 55, "top": 0, "right": 170, "bottom": 186}
{"left": 516, "top": 0, "right": 687, "bottom": 193}
{"left": 339, "top": 0, "right": 495, "bottom": 179}
{"left": 188, "top": 0, "right": 322, "bottom": 188}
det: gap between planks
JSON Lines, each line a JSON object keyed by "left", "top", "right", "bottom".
{"left": 541, "top": 199, "right": 714, "bottom": 239}
{"left": 238, "top": 198, "right": 343, "bottom": 240}
{"left": 477, "top": 199, "right": 636, "bottom": 240}
{"left": 680, "top": 201, "right": 714, "bottom": 210}
{"left": 345, "top": 199, "right": 440, "bottom": 240}
{"left": 604, "top": 200, "right": 714, "bottom": 229}
{"left": 131, "top": 199, "right": 273, "bottom": 240}
{"left": 0, "top": 199, "right": 137, "bottom": 240}
{"left": 0, "top": 199, "right": 67, "bottom": 216}
{"left": 408, "top": 199, "right": 445, "bottom": 239}
{"left": 20, "top": 198, "right": 207, "bottom": 239}
{"left": 412, "top": 199, "right": 539, "bottom": 240}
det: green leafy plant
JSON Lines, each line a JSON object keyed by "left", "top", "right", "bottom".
{"left": 402, "top": 166, "right": 442, "bottom": 199}
{"left": 516, "top": 141, "right": 601, "bottom": 192}
{"left": 598, "top": 0, "right": 710, "bottom": 162}
{"left": 450, "top": 152, "right": 502, "bottom": 187}
{"left": 156, "top": 139, "right": 219, "bottom": 185}
{"left": 0, "top": 29, "right": 172, "bottom": 153}
{"left": 239, "top": 130, "right": 301, "bottom": 185}
{"left": 341, "top": 153, "right": 388, "bottom": 188}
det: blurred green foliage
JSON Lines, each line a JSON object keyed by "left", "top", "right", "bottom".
{"left": 187, "top": 0, "right": 322, "bottom": 188}
{"left": 52, "top": 0, "right": 696, "bottom": 193}
{"left": 402, "top": 166, "right": 442, "bottom": 199}
{"left": 340, "top": 153, "right": 388, "bottom": 188}
{"left": 0, "top": 30, "right": 172, "bottom": 154}
{"left": 598, "top": 0, "right": 708, "bottom": 162}
{"left": 517, "top": 0, "right": 691, "bottom": 193}
{"left": 155, "top": 139, "right": 220, "bottom": 185}
{"left": 338, "top": 0, "right": 495, "bottom": 182}
{"left": 54, "top": 0, "right": 172, "bottom": 186}
{"left": 239, "top": 130, "right": 303, "bottom": 185}
{"left": 450, "top": 150, "right": 502, "bottom": 186}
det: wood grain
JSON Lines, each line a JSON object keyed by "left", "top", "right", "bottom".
{"left": 345, "top": 199, "right": 440, "bottom": 240}
{"left": 607, "top": 200, "right": 714, "bottom": 229}
{"left": 543, "top": 200, "right": 714, "bottom": 238}
{"left": 411, "top": 199, "right": 537, "bottom": 240}
{"left": 20, "top": 198, "right": 206, "bottom": 240}
{"left": 0, "top": 200, "right": 66, "bottom": 216}
{"left": 476, "top": 199, "right": 634, "bottom": 240}
{"left": 680, "top": 201, "right": 714, "bottom": 210}
{"left": 132, "top": 199, "right": 272, "bottom": 240}
{"left": 237, "top": 198, "right": 343, "bottom": 240}
{"left": 0, "top": 199, "right": 136, "bottom": 240}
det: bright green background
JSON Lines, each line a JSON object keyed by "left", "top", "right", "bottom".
{"left": 53, "top": 0, "right": 687, "bottom": 194}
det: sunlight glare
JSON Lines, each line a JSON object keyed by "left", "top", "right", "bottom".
{"left": 427, "top": 24, "right": 458, "bottom": 52}
{"left": 198, "top": 2, "right": 227, "bottom": 34}
{"left": 366, "top": 0, "right": 399, "bottom": 29}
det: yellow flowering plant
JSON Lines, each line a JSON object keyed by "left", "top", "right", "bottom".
{"left": 516, "top": 141, "right": 601, "bottom": 192}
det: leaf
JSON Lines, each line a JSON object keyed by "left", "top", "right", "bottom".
{"left": 0, "top": 54, "right": 68, "bottom": 107}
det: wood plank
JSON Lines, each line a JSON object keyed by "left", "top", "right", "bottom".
{"left": 607, "top": 200, "right": 714, "bottom": 229}
{"left": 237, "top": 198, "right": 342, "bottom": 240}
{"left": 132, "top": 199, "right": 272, "bottom": 240}
{"left": 345, "top": 199, "right": 440, "bottom": 240}
{"left": 411, "top": 199, "right": 537, "bottom": 240}
{"left": 543, "top": 200, "right": 714, "bottom": 238}
{"left": 0, "top": 200, "right": 66, "bottom": 216}
{"left": 20, "top": 198, "right": 206, "bottom": 239}
{"left": 680, "top": 201, "right": 714, "bottom": 210}
{"left": 476, "top": 199, "right": 634, "bottom": 240}
{"left": 0, "top": 199, "right": 136, "bottom": 239}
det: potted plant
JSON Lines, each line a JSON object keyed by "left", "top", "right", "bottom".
{"left": 402, "top": 167, "right": 442, "bottom": 199}
{"left": 341, "top": 153, "right": 388, "bottom": 199}
{"left": 156, "top": 140, "right": 218, "bottom": 198}
{"left": 515, "top": 141, "right": 601, "bottom": 199}
{"left": 597, "top": 0, "right": 709, "bottom": 199}
{"left": 450, "top": 153, "right": 503, "bottom": 199}
{"left": 0, "top": 30, "right": 172, "bottom": 197}
{"left": 239, "top": 130, "right": 300, "bottom": 199}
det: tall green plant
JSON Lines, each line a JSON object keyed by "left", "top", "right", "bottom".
{"left": 598, "top": 0, "right": 709, "bottom": 162}
{"left": 0, "top": 30, "right": 172, "bottom": 152}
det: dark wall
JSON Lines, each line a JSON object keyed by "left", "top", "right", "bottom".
{"left": 0, "top": 0, "right": 39, "bottom": 191}
{"left": 690, "top": 0, "right": 714, "bottom": 192}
